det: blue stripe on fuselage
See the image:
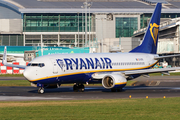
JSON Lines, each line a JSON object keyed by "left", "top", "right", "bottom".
{"left": 31, "top": 72, "right": 95, "bottom": 85}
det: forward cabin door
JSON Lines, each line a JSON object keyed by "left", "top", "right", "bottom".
{"left": 50, "top": 59, "right": 58, "bottom": 74}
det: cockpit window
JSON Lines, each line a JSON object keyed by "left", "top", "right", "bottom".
{"left": 27, "top": 63, "right": 31, "bottom": 66}
{"left": 39, "top": 63, "right": 45, "bottom": 67}
{"left": 31, "top": 63, "right": 39, "bottom": 66}
{"left": 27, "top": 63, "right": 45, "bottom": 67}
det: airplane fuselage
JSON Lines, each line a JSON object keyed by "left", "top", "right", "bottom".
{"left": 23, "top": 53, "right": 158, "bottom": 85}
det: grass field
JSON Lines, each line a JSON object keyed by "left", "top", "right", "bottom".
{"left": 0, "top": 74, "right": 179, "bottom": 120}
{"left": 0, "top": 98, "right": 180, "bottom": 120}
{"left": 0, "top": 74, "right": 24, "bottom": 77}
{"left": 0, "top": 80, "right": 30, "bottom": 86}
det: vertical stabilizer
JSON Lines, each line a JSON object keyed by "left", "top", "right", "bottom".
{"left": 2, "top": 46, "right": 26, "bottom": 69}
{"left": 130, "top": 3, "right": 162, "bottom": 54}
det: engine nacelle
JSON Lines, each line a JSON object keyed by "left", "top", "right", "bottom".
{"left": 102, "top": 74, "right": 127, "bottom": 89}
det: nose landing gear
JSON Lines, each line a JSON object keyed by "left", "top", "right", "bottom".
{"left": 38, "top": 87, "right": 44, "bottom": 94}
{"left": 37, "top": 83, "right": 44, "bottom": 94}
{"left": 73, "top": 84, "right": 85, "bottom": 92}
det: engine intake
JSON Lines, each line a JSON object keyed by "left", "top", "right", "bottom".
{"left": 102, "top": 74, "right": 127, "bottom": 89}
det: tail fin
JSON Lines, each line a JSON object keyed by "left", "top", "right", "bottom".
{"left": 2, "top": 46, "right": 26, "bottom": 69}
{"left": 130, "top": 3, "right": 162, "bottom": 54}
{"left": 2, "top": 46, "right": 7, "bottom": 65}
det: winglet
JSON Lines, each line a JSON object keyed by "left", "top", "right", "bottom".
{"left": 2, "top": 46, "right": 7, "bottom": 65}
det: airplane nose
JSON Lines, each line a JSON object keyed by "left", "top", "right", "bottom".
{"left": 23, "top": 68, "right": 31, "bottom": 80}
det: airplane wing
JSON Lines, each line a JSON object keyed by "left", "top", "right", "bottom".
{"left": 124, "top": 67, "right": 180, "bottom": 75}
{"left": 92, "top": 67, "right": 180, "bottom": 79}
{"left": 154, "top": 54, "right": 180, "bottom": 60}
{"left": 2, "top": 46, "right": 26, "bottom": 69}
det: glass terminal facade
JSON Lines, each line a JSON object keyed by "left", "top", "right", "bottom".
{"left": 140, "top": 13, "right": 180, "bottom": 28}
{"left": 116, "top": 17, "right": 138, "bottom": 37}
{"left": 23, "top": 13, "right": 95, "bottom": 47}
{"left": 23, "top": 13, "right": 91, "bottom": 32}
{"left": 0, "top": 35, "right": 23, "bottom": 46}
{"left": 21, "top": 13, "right": 180, "bottom": 47}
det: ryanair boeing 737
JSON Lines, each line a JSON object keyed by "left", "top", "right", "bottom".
{"left": 2, "top": 3, "right": 180, "bottom": 93}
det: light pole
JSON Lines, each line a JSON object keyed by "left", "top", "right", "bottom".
{"left": 81, "top": 6, "right": 84, "bottom": 47}
{"left": 77, "top": 12, "right": 79, "bottom": 47}
{"left": 88, "top": 3, "right": 92, "bottom": 47}
{"left": 83, "top": 1, "right": 88, "bottom": 47}
{"left": 81, "top": 0, "right": 92, "bottom": 47}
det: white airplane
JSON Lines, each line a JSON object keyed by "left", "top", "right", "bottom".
{"left": 2, "top": 3, "right": 180, "bottom": 94}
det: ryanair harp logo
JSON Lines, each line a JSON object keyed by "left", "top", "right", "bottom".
{"left": 56, "top": 59, "right": 64, "bottom": 70}
{"left": 150, "top": 23, "right": 159, "bottom": 46}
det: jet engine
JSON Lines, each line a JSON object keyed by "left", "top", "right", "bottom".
{"left": 102, "top": 74, "right": 127, "bottom": 89}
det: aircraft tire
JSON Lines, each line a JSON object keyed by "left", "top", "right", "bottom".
{"left": 73, "top": 85, "right": 78, "bottom": 92}
{"left": 79, "top": 84, "right": 85, "bottom": 92}
{"left": 79, "top": 88, "right": 85, "bottom": 92}
{"left": 38, "top": 87, "right": 44, "bottom": 94}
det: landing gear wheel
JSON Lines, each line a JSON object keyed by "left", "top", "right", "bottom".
{"left": 73, "top": 84, "right": 78, "bottom": 92}
{"left": 38, "top": 87, "right": 44, "bottom": 94}
{"left": 79, "top": 84, "right": 85, "bottom": 92}
{"left": 73, "top": 84, "right": 85, "bottom": 92}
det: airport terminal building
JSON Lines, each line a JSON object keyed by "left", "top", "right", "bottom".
{"left": 1, "top": 0, "right": 180, "bottom": 53}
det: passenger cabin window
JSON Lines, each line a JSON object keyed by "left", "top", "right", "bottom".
{"left": 27, "top": 63, "right": 45, "bottom": 67}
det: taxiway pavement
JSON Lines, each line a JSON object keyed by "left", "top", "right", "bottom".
{"left": 0, "top": 76, "right": 179, "bottom": 101}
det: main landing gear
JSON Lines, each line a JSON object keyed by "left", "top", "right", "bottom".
{"left": 73, "top": 84, "right": 85, "bottom": 92}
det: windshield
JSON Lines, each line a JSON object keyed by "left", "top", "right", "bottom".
{"left": 27, "top": 63, "right": 45, "bottom": 67}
